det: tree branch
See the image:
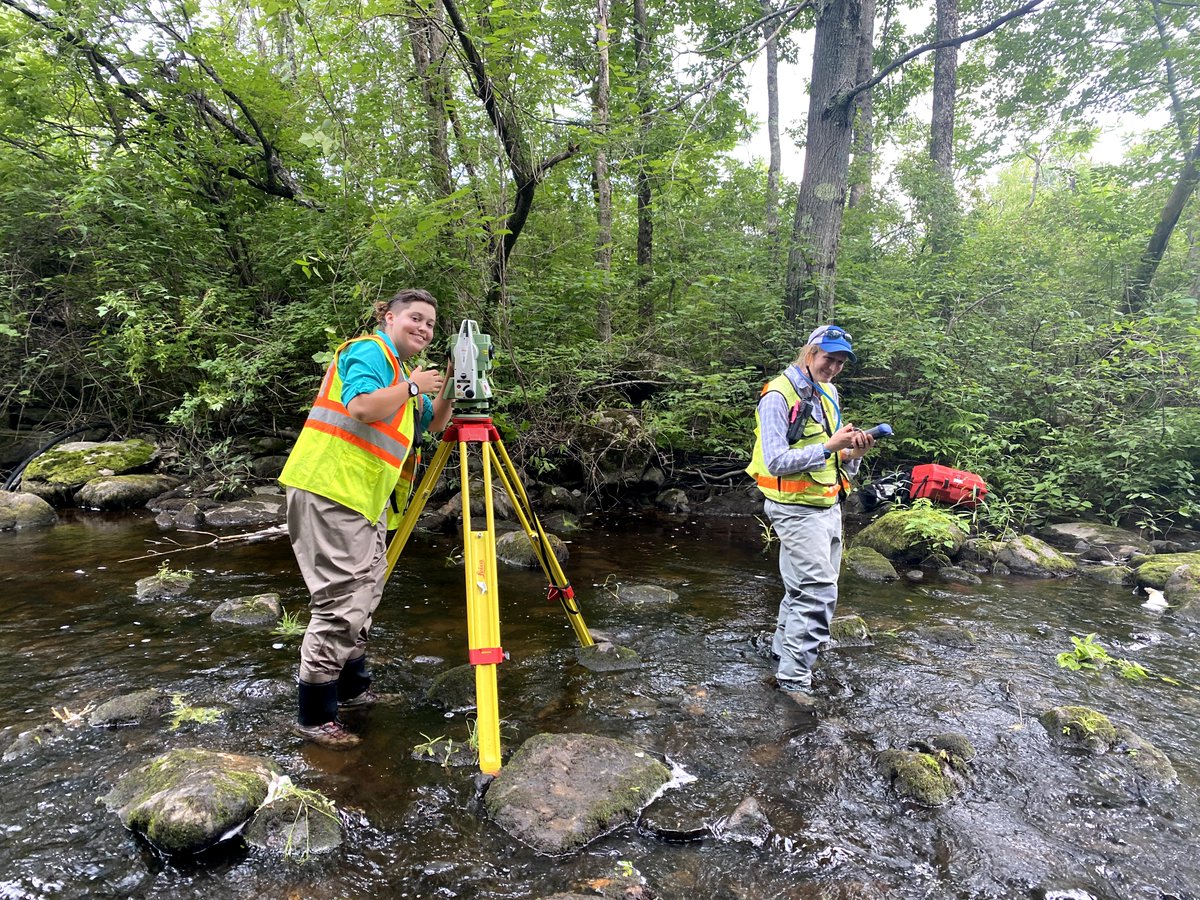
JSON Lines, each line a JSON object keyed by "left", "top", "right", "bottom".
{"left": 838, "top": 0, "right": 1047, "bottom": 110}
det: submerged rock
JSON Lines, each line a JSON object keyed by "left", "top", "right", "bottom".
{"left": 101, "top": 748, "right": 281, "bottom": 855}
{"left": 914, "top": 624, "right": 977, "bottom": 649}
{"left": 2, "top": 722, "right": 66, "bottom": 763}
{"left": 484, "top": 732, "right": 671, "bottom": 855}
{"left": 426, "top": 664, "right": 478, "bottom": 711}
{"left": 244, "top": 775, "right": 342, "bottom": 857}
{"left": 211, "top": 592, "right": 282, "bottom": 627}
{"left": 135, "top": 567, "right": 195, "bottom": 601}
{"left": 829, "top": 614, "right": 871, "bottom": 645}
{"left": 576, "top": 641, "right": 641, "bottom": 672}
{"left": 843, "top": 546, "right": 899, "bottom": 582}
{"left": 87, "top": 688, "right": 170, "bottom": 727}
{"left": 610, "top": 584, "right": 680, "bottom": 606}
{"left": 496, "top": 529, "right": 568, "bottom": 568}
{"left": 876, "top": 749, "right": 958, "bottom": 806}
{"left": 1039, "top": 705, "right": 1118, "bottom": 754}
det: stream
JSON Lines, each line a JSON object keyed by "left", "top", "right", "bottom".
{"left": 0, "top": 507, "right": 1196, "bottom": 899}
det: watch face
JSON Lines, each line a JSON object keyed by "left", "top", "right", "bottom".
{"left": 409, "top": 381, "right": 419, "bottom": 396}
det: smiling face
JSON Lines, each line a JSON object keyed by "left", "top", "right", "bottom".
{"left": 806, "top": 347, "right": 850, "bottom": 383}
{"left": 384, "top": 300, "right": 437, "bottom": 361}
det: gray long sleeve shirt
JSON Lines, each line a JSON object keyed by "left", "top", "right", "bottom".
{"left": 757, "top": 365, "right": 862, "bottom": 479}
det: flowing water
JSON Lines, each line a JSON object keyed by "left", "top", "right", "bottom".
{"left": 0, "top": 507, "right": 1197, "bottom": 900}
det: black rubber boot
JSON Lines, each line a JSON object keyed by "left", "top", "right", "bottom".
{"left": 297, "top": 679, "right": 339, "bottom": 727}
{"left": 336, "top": 655, "right": 373, "bottom": 704}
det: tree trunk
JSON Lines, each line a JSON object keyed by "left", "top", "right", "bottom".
{"left": 634, "top": 0, "right": 654, "bottom": 325}
{"left": 594, "top": 0, "right": 613, "bottom": 342}
{"left": 1125, "top": 134, "right": 1200, "bottom": 314}
{"left": 929, "top": 0, "right": 959, "bottom": 252}
{"left": 762, "top": 0, "right": 781, "bottom": 248}
{"left": 409, "top": 7, "right": 453, "bottom": 198}
{"left": 784, "top": 0, "right": 865, "bottom": 323}
{"left": 847, "top": 0, "right": 876, "bottom": 209}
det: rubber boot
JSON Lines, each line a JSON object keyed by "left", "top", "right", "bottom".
{"left": 336, "top": 655, "right": 373, "bottom": 705}
{"left": 295, "top": 680, "right": 361, "bottom": 749}
{"left": 298, "top": 679, "right": 339, "bottom": 726}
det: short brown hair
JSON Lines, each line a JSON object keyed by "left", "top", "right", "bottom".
{"left": 373, "top": 288, "right": 437, "bottom": 325}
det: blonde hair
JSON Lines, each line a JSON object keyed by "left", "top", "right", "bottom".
{"left": 372, "top": 288, "right": 437, "bottom": 325}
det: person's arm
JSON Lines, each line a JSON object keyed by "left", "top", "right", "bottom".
{"left": 760, "top": 392, "right": 827, "bottom": 476}
{"left": 346, "top": 364, "right": 444, "bottom": 424}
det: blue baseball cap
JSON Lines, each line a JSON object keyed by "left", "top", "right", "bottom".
{"left": 807, "top": 324, "right": 856, "bottom": 361}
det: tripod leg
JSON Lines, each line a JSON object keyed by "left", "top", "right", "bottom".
{"left": 487, "top": 438, "right": 594, "bottom": 649}
{"left": 460, "top": 439, "right": 504, "bottom": 776}
{"left": 383, "top": 438, "right": 454, "bottom": 583}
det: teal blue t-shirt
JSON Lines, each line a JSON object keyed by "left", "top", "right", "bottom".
{"left": 338, "top": 330, "right": 433, "bottom": 434}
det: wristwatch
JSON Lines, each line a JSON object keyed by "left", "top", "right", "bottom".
{"left": 407, "top": 380, "right": 420, "bottom": 398}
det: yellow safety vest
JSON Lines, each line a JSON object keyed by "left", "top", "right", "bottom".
{"left": 745, "top": 373, "right": 851, "bottom": 507}
{"left": 279, "top": 335, "right": 419, "bottom": 526}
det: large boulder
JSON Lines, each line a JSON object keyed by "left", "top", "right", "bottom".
{"left": 0, "top": 490, "right": 57, "bottom": 531}
{"left": 1135, "top": 551, "right": 1200, "bottom": 590}
{"left": 76, "top": 474, "right": 179, "bottom": 511}
{"left": 21, "top": 439, "right": 158, "bottom": 505}
{"left": 484, "top": 732, "right": 671, "bottom": 855}
{"left": 852, "top": 507, "right": 968, "bottom": 564}
{"left": 1036, "top": 522, "right": 1153, "bottom": 558}
{"left": 975, "top": 534, "right": 1077, "bottom": 578}
{"left": 1163, "top": 564, "right": 1200, "bottom": 623}
{"left": 100, "top": 748, "right": 281, "bottom": 854}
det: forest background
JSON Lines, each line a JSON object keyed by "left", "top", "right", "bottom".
{"left": 0, "top": 0, "right": 1197, "bottom": 537}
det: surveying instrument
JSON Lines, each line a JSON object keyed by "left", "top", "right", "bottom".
{"left": 383, "top": 320, "right": 594, "bottom": 776}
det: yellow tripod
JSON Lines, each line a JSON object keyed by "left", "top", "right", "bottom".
{"left": 382, "top": 415, "right": 594, "bottom": 775}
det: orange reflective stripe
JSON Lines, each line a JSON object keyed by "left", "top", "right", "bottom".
{"left": 754, "top": 473, "right": 839, "bottom": 496}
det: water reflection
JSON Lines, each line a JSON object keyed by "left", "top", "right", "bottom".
{"left": 0, "top": 509, "right": 1196, "bottom": 899}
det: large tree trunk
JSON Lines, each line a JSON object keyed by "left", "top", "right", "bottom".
{"left": 1125, "top": 134, "right": 1200, "bottom": 314}
{"left": 784, "top": 0, "right": 865, "bottom": 323}
{"left": 847, "top": 0, "right": 876, "bottom": 209}
{"left": 634, "top": 0, "right": 654, "bottom": 325}
{"left": 929, "top": 0, "right": 959, "bottom": 252}
{"left": 594, "top": 0, "right": 613, "bottom": 342}
{"left": 409, "top": 6, "right": 453, "bottom": 198}
{"left": 762, "top": 0, "right": 781, "bottom": 249}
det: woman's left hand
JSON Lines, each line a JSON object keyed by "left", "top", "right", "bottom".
{"left": 840, "top": 427, "right": 875, "bottom": 460}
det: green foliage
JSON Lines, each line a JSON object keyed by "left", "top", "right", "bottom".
{"left": 168, "top": 693, "right": 223, "bottom": 730}
{"left": 1056, "top": 634, "right": 1150, "bottom": 682}
{"left": 272, "top": 608, "right": 307, "bottom": 639}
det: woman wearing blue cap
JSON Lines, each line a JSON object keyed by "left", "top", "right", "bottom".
{"left": 745, "top": 325, "right": 876, "bottom": 707}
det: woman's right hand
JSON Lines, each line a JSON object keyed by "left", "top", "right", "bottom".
{"left": 409, "top": 366, "right": 445, "bottom": 397}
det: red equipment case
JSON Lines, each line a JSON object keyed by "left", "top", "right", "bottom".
{"left": 909, "top": 464, "right": 988, "bottom": 508}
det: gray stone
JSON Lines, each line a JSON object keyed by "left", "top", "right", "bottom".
{"left": 1037, "top": 522, "right": 1153, "bottom": 557}
{"left": 88, "top": 689, "right": 170, "bottom": 727}
{"left": 496, "top": 530, "right": 568, "bottom": 568}
{"left": 844, "top": 545, "right": 899, "bottom": 582}
{"left": 0, "top": 490, "right": 57, "bottom": 531}
{"left": 135, "top": 568, "right": 195, "bottom": 601}
{"left": 244, "top": 778, "right": 342, "bottom": 857}
{"left": 576, "top": 641, "right": 642, "bottom": 672}
{"left": 77, "top": 474, "right": 179, "bottom": 511}
{"left": 484, "top": 732, "right": 671, "bottom": 855}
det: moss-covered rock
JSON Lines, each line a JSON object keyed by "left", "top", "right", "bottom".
{"left": 2, "top": 722, "right": 66, "bottom": 763}
{"left": 1039, "top": 705, "right": 1118, "bottom": 754}
{"left": 1115, "top": 726, "right": 1178, "bottom": 786}
{"left": 843, "top": 546, "right": 899, "bottom": 582}
{"left": 576, "top": 641, "right": 642, "bottom": 672}
{"left": 87, "top": 689, "right": 170, "bottom": 727}
{"left": 1078, "top": 564, "right": 1134, "bottom": 586}
{"left": 915, "top": 624, "right": 977, "bottom": 649}
{"left": 485, "top": 732, "right": 671, "bottom": 854}
{"left": 211, "top": 593, "right": 282, "bottom": 627}
{"left": 135, "top": 567, "right": 195, "bottom": 601}
{"left": 876, "top": 749, "right": 958, "bottom": 806}
{"left": 100, "top": 748, "right": 281, "bottom": 854}
{"left": 426, "top": 664, "right": 478, "bottom": 711}
{"left": 852, "top": 507, "right": 967, "bottom": 564}
{"left": 829, "top": 614, "right": 871, "bottom": 645}
{"left": 994, "top": 535, "right": 1078, "bottom": 577}
{"left": 495, "top": 529, "right": 568, "bottom": 568}
{"left": 1162, "top": 564, "right": 1200, "bottom": 623}
{"left": 1134, "top": 551, "right": 1200, "bottom": 589}
{"left": 0, "top": 491, "right": 57, "bottom": 531}
{"left": 22, "top": 439, "right": 158, "bottom": 505}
